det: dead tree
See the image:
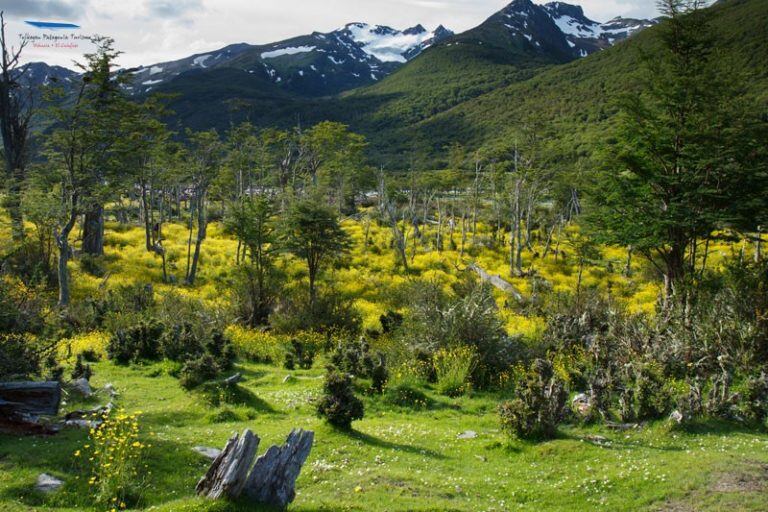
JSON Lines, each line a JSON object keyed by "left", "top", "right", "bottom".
{"left": 465, "top": 263, "right": 523, "bottom": 303}
{"left": 0, "top": 12, "right": 32, "bottom": 241}
{"left": 197, "top": 429, "right": 314, "bottom": 509}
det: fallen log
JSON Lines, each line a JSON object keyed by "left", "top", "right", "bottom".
{"left": 0, "top": 382, "right": 61, "bottom": 416}
{"left": 196, "top": 429, "right": 314, "bottom": 509}
{"left": 467, "top": 263, "right": 523, "bottom": 302}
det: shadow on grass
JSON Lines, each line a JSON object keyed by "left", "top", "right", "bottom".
{"left": 672, "top": 418, "right": 766, "bottom": 436}
{"left": 346, "top": 429, "right": 448, "bottom": 460}
{"left": 232, "top": 366, "right": 270, "bottom": 382}
{"left": 198, "top": 383, "right": 283, "bottom": 415}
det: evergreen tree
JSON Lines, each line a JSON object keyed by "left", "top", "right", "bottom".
{"left": 590, "top": 0, "right": 768, "bottom": 300}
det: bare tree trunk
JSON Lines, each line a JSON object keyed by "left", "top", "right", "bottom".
{"left": 81, "top": 204, "right": 104, "bottom": 256}
{"left": 6, "top": 168, "right": 24, "bottom": 242}
{"left": 756, "top": 227, "right": 763, "bottom": 263}
{"left": 436, "top": 198, "right": 443, "bottom": 252}
{"left": 624, "top": 246, "right": 633, "bottom": 277}
{"left": 55, "top": 211, "right": 77, "bottom": 307}
{"left": 472, "top": 160, "right": 481, "bottom": 245}
{"left": 186, "top": 192, "right": 207, "bottom": 285}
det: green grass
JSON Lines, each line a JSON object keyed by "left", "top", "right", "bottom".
{"left": 1, "top": 358, "right": 766, "bottom": 511}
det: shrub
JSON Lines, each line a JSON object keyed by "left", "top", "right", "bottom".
{"left": 0, "top": 333, "right": 42, "bottom": 380}
{"left": 179, "top": 354, "right": 220, "bottom": 390}
{"left": 79, "top": 254, "right": 107, "bottom": 277}
{"left": 433, "top": 345, "right": 476, "bottom": 397}
{"left": 226, "top": 325, "right": 285, "bottom": 364}
{"left": 206, "top": 407, "right": 245, "bottom": 424}
{"left": 271, "top": 288, "right": 362, "bottom": 335}
{"left": 383, "top": 383, "right": 430, "bottom": 409}
{"left": 71, "top": 354, "right": 93, "bottom": 381}
{"left": 284, "top": 338, "right": 318, "bottom": 370}
{"left": 76, "top": 409, "right": 146, "bottom": 508}
{"left": 316, "top": 367, "right": 364, "bottom": 429}
{"left": 370, "top": 353, "right": 388, "bottom": 394}
{"left": 106, "top": 320, "right": 164, "bottom": 365}
{"left": 403, "top": 279, "right": 513, "bottom": 387}
{"left": 330, "top": 337, "right": 379, "bottom": 375}
{"left": 159, "top": 322, "right": 204, "bottom": 362}
{"left": 80, "top": 348, "right": 102, "bottom": 363}
{"left": 633, "top": 363, "right": 672, "bottom": 420}
{"left": 379, "top": 310, "right": 404, "bottom": 335}
{"left": 741, "top": 371, "right": 768, "bottom": 425}
{"left": 229, "top": 262, "right": 281, "bottom": 328}
{"left": 499, "top": 359, "right": 568, "bottom": 440}
{"left": 0, "top": 276, "right": 46, "bottom": 334}
{"left": 205, "top": 330, "right": 236, "bottom": 371}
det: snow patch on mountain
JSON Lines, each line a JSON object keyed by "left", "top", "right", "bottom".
{"left": 193, "top": 55, "right": 211, "bottom": 68}
{"left": 261, "top": 45, "right": 317, "bottom": 59}
{"left": 550, "top": 14, "right": 600, "bottom": 38}
{"left": 344, "top": 23, "right": 441, "bottom": 63}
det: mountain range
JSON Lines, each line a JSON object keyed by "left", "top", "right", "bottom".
{"left": 122, "top": 1, "right": 657, "bottom": 98}
{"left": 21, "top": 0, "right": 768, "bottom": 167}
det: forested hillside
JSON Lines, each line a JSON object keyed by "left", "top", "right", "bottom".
{"left": 152, "top": 0, "right": 767, "bottom": 167}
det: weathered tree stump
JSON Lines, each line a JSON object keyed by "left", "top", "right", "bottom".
{"left": 196, "top": 429, "right": 260, "bottom": 499}
{"left": 244, "top": 429, "right": 315, "bottom": 508}
{"left": 196, "top": 429, "right": 314, "bottom": 509}
{"left": 0, "top": 382, "right": 61, "bottom": 416}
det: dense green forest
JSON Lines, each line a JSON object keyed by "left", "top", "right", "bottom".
{"left": 0, "top": 1, "right": 767, "bottom": 511}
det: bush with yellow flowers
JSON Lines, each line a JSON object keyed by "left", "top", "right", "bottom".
{"left": 75, "top": 409, "right": 148, "bottom": 509}
{"left": 433, "top": 345, "right": 477, "bottom": 397}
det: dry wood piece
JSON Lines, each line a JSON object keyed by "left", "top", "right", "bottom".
{"left": 196, "top": 428, "right": 314, "bottom": 509}
{"left": 467, "top": 263, "right": 523, "bottom": 302}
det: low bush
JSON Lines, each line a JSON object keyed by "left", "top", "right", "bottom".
{"left": 79, "top": 254, "right": 107, "bottom": 277}
{"left": 271, "top": 288, "right": 362, "bottom": 335}
{"left": 0, "top": 333, "right": 43, "bottom": 380}
{"left": 76, "top": 409, "right": 146, "bottom": 508}
{"left": 383, "top": 383, "right": 430, "bottom": 409}
{"left": 71, "top": 354, "right": 93, "bottom": 381}
{"left": 433, "top": 345, "right": 476, "bottom": 397}
{"left": 284, "top": 338, "right": 319, "bottom": 370}
{"left": 0, "top": 275, "right": 47, "bottom": 335}
{"left": 226, "top": 325, "right": 285, "bottom": 364}
{"left": 316, "top": 367, "right": 364, "bottom": 429}
{"left": 741, "top": 371, "right": 768, "bottom": 425}
{"left": 106, "top": 320, "right": 164, "bottom": 365}
{"left": 159, "top": 322, "right": 204, "bottom": 362}
{"left": 179, "top": 354, "right": 220, "bottom": 390}
{"left": 403, "top": 279, "right": 515, "bottom": 387}
{"left": 633, "top": 363, "right": 673, "bottom": 421}
{"left": 499, "top": 359, "right": 568, "bottom": 440}
{"left": 206, "top": 407, "right": 245, "bottom": 424}
{"left": 205, "top": 330, "right": 236, "bottom": 371}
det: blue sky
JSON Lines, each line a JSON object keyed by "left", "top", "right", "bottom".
{"left": 2, "top": 0, "right": 660, "bottom": 69}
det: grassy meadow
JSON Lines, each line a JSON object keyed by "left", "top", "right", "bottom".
{"left": 1, "top": 215, "right": 767, "bottom": 511}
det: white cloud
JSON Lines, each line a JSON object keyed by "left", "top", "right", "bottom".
{"left": 5, "top": 0, "right": 659, "bottom": 70}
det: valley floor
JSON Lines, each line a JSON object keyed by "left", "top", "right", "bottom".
{"left": 1, "top": 359, "right": 767, "bottom": 511}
